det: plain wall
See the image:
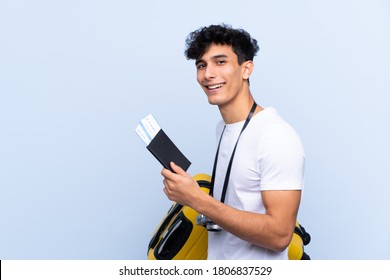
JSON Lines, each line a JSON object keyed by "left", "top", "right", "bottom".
{"left": 1, "top": 0, "right": 389, "bottom": 259}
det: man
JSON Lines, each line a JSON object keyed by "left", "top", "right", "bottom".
{"left": 161, "top": 24, "right": 305, "bottom": 260}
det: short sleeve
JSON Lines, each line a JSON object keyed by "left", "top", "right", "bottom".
{"left": 258, "top": 124, "right": 305, "bottom": 191}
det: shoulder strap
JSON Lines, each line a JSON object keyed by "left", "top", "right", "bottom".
{"left": 210, "top": 101, "right": 257, "bottom": 203}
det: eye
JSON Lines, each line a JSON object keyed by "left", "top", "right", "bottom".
{"left": 196, "top": 63, "right": 206, "bottom": 69}
{"left": 216, "top": 60, "right": 226, "bottom": 65}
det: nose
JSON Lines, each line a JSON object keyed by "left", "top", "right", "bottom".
{"left": 204, "top": 65, "right": 216, "bottom": 80}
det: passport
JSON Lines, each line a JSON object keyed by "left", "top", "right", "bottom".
{"left": 135, "top": 114, "right": 191, "bottom": 172}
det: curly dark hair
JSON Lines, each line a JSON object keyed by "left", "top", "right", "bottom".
{"left": 184, "top": 24, "right": 259, "bottom": 64}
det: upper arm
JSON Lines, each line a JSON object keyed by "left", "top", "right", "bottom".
{"left": 261, "top": 189, "right": 302, "bottom": 247}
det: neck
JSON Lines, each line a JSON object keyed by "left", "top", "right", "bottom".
{"left": 219, "top": 93, "right": 262, "bottom": 124}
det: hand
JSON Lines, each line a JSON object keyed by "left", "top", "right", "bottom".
{"left": 161, "top": 162, "right": 203, "bottom": 208}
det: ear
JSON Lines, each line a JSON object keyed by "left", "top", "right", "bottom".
{"left": 242, "top": 60, "right": 254, "bottom": 80}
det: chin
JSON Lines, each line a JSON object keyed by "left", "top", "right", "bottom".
{"left": 206, "top": 97, "right": 221, "bottom": 106}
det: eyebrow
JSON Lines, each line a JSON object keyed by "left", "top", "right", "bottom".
{"left": 195, "top": 54, "right": 229, "bottom": 65}
{"left": 211, "top": 54, "right": 228, "bottom": 60}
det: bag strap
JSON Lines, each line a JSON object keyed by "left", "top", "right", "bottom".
{"left": 210, "top": 101, "right": 257, "bottom": 203}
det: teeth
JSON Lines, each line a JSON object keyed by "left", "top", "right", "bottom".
{"left": 207, "top": 84, "right": 223, "bottom": 89}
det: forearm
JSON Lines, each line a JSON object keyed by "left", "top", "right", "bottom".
{"left": 194, "top": 193, "right": 299, "bottom": 252}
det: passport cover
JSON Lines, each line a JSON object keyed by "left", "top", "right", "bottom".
{"left": 146, "top": 129, "right": 191, "bottom": 172}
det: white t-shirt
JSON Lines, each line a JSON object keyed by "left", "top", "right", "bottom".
{"left": 207, "top": 107, "right": 305, "bottom": 260}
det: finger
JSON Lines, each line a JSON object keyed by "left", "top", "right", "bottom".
{"left": 163, "top": 186, "right": 171, "bottom": 199}
{"left": 161, "top": 167, "right": 176, "bottom": 181}
{"left": 169, "top": 162, "right": 187, "bottom": 176}
{"left": 162, "top": 179, "right": 170, "bottom": 194}
{"left": 162, "top": 178, "right": 168, "bottom": 188}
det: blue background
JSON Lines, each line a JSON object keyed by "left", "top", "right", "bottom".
{"left": 1, "top": 0, "right": 389, "bottom": 259}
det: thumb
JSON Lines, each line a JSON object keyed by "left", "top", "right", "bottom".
{"left": 170, "top": 162, "right": 187, "bottom": 176}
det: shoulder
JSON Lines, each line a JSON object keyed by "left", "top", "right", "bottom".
{"left": 248, "top": 108, "right": 305, "bottom": 160}
{"left": 251, "top": 108, "right": 302, "bottom": 142}
{"left": 253, "top": 109, "right": 305, "bottom": 190}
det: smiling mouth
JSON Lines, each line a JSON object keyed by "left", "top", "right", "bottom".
{"left": 206, "top": 83, "right": 224, "bottom": 90}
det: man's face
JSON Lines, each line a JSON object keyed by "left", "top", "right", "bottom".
{"left": 195, "top": 43, "right": 251, "bottom": 107}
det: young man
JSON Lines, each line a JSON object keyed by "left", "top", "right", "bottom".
{"left": 161, "top": 24, "right": 305, "bottom": 260}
